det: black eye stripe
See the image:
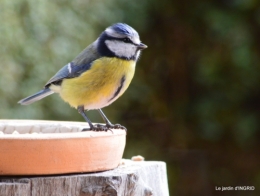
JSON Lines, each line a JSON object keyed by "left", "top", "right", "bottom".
{"left": 113, "top": 37, "right": 133, "bottom": 44}
{"left": 104, "top": 33, "right": 134, "bottom": 44}
{"left": 122, "top": 37, "right": 132, "bottom": 43}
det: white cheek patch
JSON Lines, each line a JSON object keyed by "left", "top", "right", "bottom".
{"left": 105, "top": 40, "right": 137, "bottom": 59}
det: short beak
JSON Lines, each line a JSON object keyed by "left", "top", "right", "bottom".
{"left": 137, "top": 43, "right": 148, "bottom": 50}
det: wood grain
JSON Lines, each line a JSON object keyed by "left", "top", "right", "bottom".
{"left": 0, "top": 160, "right": 169, "bottom": 196}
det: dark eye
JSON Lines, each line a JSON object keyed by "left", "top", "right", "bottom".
{"left": 123, "top": 38, "right": 132, "bottom": 43}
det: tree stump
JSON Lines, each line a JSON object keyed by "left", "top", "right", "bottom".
{"left": 0, "top": 160, "right": 169, "bottom": 196}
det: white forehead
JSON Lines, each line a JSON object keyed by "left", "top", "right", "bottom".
{"left": 105, "top": 27, "right": 141, "bottom": 44}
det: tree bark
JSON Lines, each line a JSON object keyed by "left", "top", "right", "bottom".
{"left": 0, "top": 160, "right": 169, "bottom": 196}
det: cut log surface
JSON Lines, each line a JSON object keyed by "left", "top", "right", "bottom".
{"left": 0, "top": 160, "right": 169, "bottom": 196}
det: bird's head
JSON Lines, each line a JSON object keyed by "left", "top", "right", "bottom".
{"left": 97, "top": 23, "right": 147, "bottom": 61}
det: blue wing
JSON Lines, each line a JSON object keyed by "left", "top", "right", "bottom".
{"left": 45, "top": 62, "right": 92, "bottom": 87}
{"left": 45, "top": 41, "right": 101, "bottom": 87}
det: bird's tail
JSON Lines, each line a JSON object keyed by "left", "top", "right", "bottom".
{"left": 18, "top": 88, "right": 54, "bottom": 105}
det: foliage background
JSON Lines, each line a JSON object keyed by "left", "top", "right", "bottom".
{"left": 1, "top": 0, "right": 260, "bottom": 195}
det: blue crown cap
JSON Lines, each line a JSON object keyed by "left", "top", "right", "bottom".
{"left": 111, "top": 23, "right": 138, "bottom": 36}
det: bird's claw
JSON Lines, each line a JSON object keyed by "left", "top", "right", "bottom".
{"left": 82, "top": 123, "right": 127, "bottom": 132}
{"left": 111, "top": 124, "right": 127, "bottom": 131}
{"left": 82, "top": 124, "right": 109, "bottom": 132}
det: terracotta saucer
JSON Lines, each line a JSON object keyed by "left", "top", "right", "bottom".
{"left": 0, "top": 120, "right": 126, "bottom": 175}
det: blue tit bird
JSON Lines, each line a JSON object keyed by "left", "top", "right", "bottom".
{"left": 18, "top": 23, "right": 147, "bottom": 131}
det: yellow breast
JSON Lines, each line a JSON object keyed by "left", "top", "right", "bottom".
{"left": 58, "top": 57, "right": 136, "bottom": 109}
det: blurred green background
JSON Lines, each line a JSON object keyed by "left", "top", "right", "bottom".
{"left": 1, "top": 0, "right": 260, "bottom": 195}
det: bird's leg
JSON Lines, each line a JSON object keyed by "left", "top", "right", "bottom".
{"left": 78, "top": 106, "right": 94, "bottom": 131}
{"left": 78, "top": 106, "right": 108, "bottom": 131}
{"left": 97, "top": 109, "right": 127, "bottom": 131}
